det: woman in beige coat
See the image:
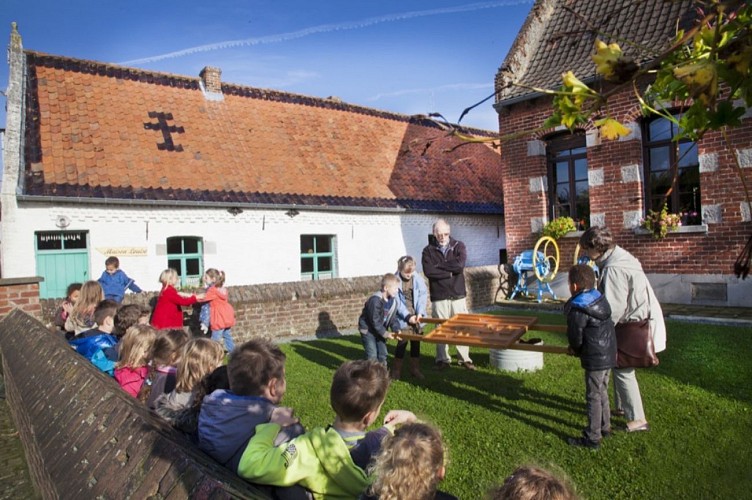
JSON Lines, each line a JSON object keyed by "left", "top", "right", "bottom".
{"left": 579, "top": 226, "right": 666, "bottom": 432}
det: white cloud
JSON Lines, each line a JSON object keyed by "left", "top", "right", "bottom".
{"left": 118, "top": 0, "right": 532, "bottom": 65}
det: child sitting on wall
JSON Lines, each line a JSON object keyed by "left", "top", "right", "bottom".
{"left": 239, "top": 360, "right": 417, "bottom": 499}
{"left": 53, "top": 282, "right": 81, "bottom": 339}
{"left": 69, "top": 299, "right": 119, "bottom": 376}
{"left": 115, "top": 324, "right": 157, "bottom": 398}
{"left": 364, "top": 422, "right": 457, "bottom": 500}
{"left": 154, "top": 338, "right": 225, "bottom": 436}
{"left": 145, "top": 328, "right": 191, "bottom": 409}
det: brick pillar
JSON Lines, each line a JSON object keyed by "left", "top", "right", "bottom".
{"left": 0, "top": 277, "right": 43, "bottom": 320}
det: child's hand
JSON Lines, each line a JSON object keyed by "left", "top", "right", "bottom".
{"left": 408, "top": 315, "right": 418, "bottom": 325}
{"left": 383, "top": 410, "right": 417, "bottom": 427}
{"left": 62, "top": 302, "right": 73, "bottom": 314}
{"left": 270, "top": 407, "right": 299, "bottom": 427}
{"left": 195, "top": 293, "right": 206, "bottom": 300}
{"left": 383, "top": 332, "right": 393, "bottom": 340}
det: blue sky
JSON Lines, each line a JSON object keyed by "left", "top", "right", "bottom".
{"left": 1, "top": 0, "right": 533, "bottom": 131}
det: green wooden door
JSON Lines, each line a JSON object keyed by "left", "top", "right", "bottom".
{"left": 35, "top": 231, "right": 90, "bottom": 298}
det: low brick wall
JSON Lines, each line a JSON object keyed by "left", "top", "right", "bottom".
{"left": 0, "top": 309, "right": 266, "bottom": 499}
{"left": 38, "top": 266, "right": 503, "bottom": 343}
{"left": 0, "top": 277, "right": 43, "bottom": 320}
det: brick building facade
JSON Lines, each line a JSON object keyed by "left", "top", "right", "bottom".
{"left": 494, "top": 0, "right": 752, "bottom": 306}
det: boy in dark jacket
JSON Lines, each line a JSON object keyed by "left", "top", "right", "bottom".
{"left": 564, "top": 264, "right": 617, "bottom": 449}
{"left": 358, "top": 274, "right": 418, "bottom": 366}
{"left": 198, "top": 339, "right": 304, "bottom": 472}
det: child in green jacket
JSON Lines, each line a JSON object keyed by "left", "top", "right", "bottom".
{"left": 238, "top": 360, "right": 417, "bottom": 499}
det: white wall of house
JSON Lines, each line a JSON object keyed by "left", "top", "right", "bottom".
{"left": 1, "top": 201, "right": 505, "bottom": 293}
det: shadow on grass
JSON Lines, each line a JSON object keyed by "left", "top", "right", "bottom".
{"left": 410, "top": 358, "right": 584, "bottom": 440}
{"left": 290, "top": 334, "right": 585, "bottom": 441}
{"left": 288, "top": 336, "right": 365, "bottom": 371}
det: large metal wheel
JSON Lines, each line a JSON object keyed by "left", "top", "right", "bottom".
{"left": 533, "top": 236, "right": 559, "bottom": 283}
{"left": 574, "top": 243, "right": 582, "bottom": 265}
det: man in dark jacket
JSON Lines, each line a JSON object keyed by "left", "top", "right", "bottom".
{"left": 564, "top": 264, "right": 617, "bottom": 449}
{"left": 421, "top": 219, "right": 474, "bottom": 371}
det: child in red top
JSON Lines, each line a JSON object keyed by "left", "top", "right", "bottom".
{"left": 198, "top": 269, "right": 236, "bottom": 352}
{"left": 115, "top": 324, "right": 158, "bottom": 398}
{"left": 151, "top": 269, "right": 201, "bottom": 330}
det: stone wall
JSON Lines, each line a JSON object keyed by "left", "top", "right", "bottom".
{"left": 0, "top": 309, "right": 265, "bottom": 499}
{"left": 37, "top": 266, "right": 503, "bottom": 343}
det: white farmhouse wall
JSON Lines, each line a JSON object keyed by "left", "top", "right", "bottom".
{"left": 2, "top": 202, "right": 505, "bottom": 292}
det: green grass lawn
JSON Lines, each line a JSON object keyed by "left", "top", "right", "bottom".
{"left": 279, "top": 310, "right": 752, "bottom": 499}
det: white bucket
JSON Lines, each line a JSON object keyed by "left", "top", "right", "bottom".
{"left": 490, "top": 341, "right": 544, "bottom": 372}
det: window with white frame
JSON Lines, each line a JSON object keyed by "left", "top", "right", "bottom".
{"left": 300, "top": 235, "right": 336, "bottom": 280}
{"left": 643, "top": 114, "right": 701, "bottom": 225}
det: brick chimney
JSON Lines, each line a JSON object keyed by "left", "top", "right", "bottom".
{"left": 199, "top": 66, "right": 222, "bottom": 94}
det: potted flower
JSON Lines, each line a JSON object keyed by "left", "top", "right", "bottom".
{"left": 541, "top": 216, "right": 577, "bottom": 240}
{"left": 641, "top": 204, "right": 682, "bottom": 239}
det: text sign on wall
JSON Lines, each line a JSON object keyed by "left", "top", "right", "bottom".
{"left": 96, "top": 247, "right": 148, "bottom": 257}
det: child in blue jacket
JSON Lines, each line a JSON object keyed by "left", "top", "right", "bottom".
{"left": 98, "top": 256, "right": 142, "bottom": 303}
{"left": 564, "top": 264, "right": 617, "bottom": 449}
{"left": 69, "top": 299, "right": 119, "bottom": 376}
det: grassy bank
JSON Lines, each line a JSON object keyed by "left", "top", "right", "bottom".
{"left": 279, "top": 310, "right": 752, "bottom": 499}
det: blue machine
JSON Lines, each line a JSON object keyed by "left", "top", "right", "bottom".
{"left": 509, "top": 236, "right": 559, "bottom": 303}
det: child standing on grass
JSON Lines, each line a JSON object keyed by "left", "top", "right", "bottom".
{"left": 98, "top": 256, "right": 142, "bottom": 303}
{"left": 65, "top": 281, "right": 104, "bottom": 336}
{"left": 365, "top": 422, "right": 457, "bottom": 500}
{"left": 198, "top": 269, "right": 236, "bottom": 352}
{"left": 563, "top": 264, "right": 617, "bottom": 450}
{"left": 115, "top": 324, "right": 158, "bottom": 398}
{"left": 358, "top": 274, "right": 418, "bottom": 366}
{"left": 151, "top": 269, "right": 201, "bottom": 330}
{"left": 54, "top": 282, "right": 81, "bottom": 339}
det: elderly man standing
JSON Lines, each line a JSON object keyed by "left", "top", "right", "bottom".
{"left": 421, "top": 219, "right": 475, "bottom": 371}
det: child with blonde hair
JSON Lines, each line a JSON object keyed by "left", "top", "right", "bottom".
{"left": 198, "top": 268, "right": 236, "bottom": 352}
{"left": 115, "top": 324, "right": 158, "bottom": 397}
{"left": 488, "top": 465, "right": 579, "bottom": 500}
{"left": 65, "top": 280, "right": 104, "bottom": 335}
{"left": 154, "top": 338, "right": 225, "bottom": 435}
{"left": 365, "top": 422, "right": 456, "bottom": 500}
{"left": 151, "top": 269, "right": 200, "bottom": 330}
{"left": 145, "top": 329, "right": 191, "bottom": 409}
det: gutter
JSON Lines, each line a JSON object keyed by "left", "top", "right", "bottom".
{"left": 16, "top": 194, "right": 408, "bottom": 213}
{"left": 493, "top": 75, "right": 598, "bottom": 111}
{"left": 16, "top": 194, "right": 501, "bottom": 215}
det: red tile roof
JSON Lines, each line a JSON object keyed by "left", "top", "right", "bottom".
{"left": 23, "top": 52, "right": 503, "bottom": 214}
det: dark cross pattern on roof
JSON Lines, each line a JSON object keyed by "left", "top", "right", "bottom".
{"left": 144, "top": 112, "right": 185, "bottom": 152}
